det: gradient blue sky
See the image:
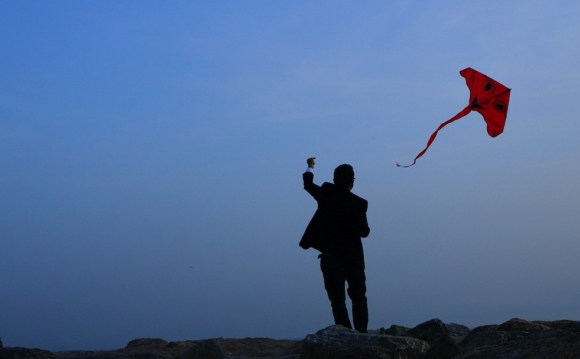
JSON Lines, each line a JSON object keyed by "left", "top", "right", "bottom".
{"left": 2, "top": 0, "right": 580, "bottom": 351}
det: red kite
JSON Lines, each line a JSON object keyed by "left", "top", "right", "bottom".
{"left": 397, "top": 68, "right": 511, "bottom": 167}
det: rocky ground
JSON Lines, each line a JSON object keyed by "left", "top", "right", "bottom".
{"left": 1, "top": 318, "right": 579, "bottom": 359}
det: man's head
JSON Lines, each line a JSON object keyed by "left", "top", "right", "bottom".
{"left": 333, "top": 164, "right": 355, "bottom": 190}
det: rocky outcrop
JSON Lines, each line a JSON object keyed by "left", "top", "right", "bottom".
{"left": 301, "top": 325, "right": 429, "bottom": 359}
{"left": 377, "top": 325, "right": 410, "bottom": 336}
{"left": 404, "top": 319, "right": 462, "bottom": 359}
{"left": 497, "top": 318, "right": 551, "bottom": 332}
{"left": 444, "top": 323, "right": 471, "bottom": 343}
{"left": 125, "top": 339, "right": 169, "bottom": 349}
{"left": 406, "top": 319, "right": 449, "bottom": 343}
{"left": 454, "top": 320, "right": 580, "bottom": 359}
{"left": 459, "top": 318, "right": 555, "bottom": 354}
{"left": 1, "top": 318, "right": 579, "bottom": 359}
{"left": 181, "top": 338, "right": 301, "bottom": 359}
{"left": 302, "top": 318, "right": 580, "bottom": 359}
{"left": 0, "top": 348, "right": 58, "bottom": 359}
{"left": 0, "top": 339, "right": 200, "bottom": 359}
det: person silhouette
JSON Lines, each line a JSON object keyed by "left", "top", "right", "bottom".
{"left": 300, "top": 158, "right": 371, "bottom": 333}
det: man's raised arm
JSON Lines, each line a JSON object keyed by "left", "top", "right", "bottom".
{"left": 303, "top": 157, "right": 320, "bottom": 200}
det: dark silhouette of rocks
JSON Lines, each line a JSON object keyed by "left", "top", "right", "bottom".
{"left": 1, "top": 318, "right": 579, "bottom": 359}
{"left": 456, "top": 319, "right": 580, "bottom": 359}
{"left": 125, "top": 339, "right": 170, "bottom": 349}
{"left": 439, "top": 323, "right": 470, "bottom": 343}
{"left": 406, "top": 319, "right": 450, "bottom": 342}
{"left": 377, "top": 324, "right": 410, "bottom": 336}
{"left": 301, "top": 325, "right": 429, "bottom": 358}
{"left": 0, "top": 338, "right": 199, "bottom": 359}
{"left": 423, "top": 335, "right": 462, "bottom": 359}
{"left": 0, "top": 347, "right": 58, "bottom": 359}
{"left": 182, "top": 338, "right": 301, "bottom": 359}
{"left": 497, "top": 317, "right": 551, "bottom": 332}
{"left": 405, "top": 319, "right": 461, "bottom": 359}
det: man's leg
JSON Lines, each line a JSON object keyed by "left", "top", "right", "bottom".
{"left": 320, "top": 254, "right": 352, "bottom": 329}
{"left": 346, "top": 265, "right": 368, "bottom": 333}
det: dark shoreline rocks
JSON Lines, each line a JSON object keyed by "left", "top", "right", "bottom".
{"left": 1, "top": 318, "right": 579, "bottom": 359}
{"left": 301, "top": 325, "right": 429, "bottom": 359}
{"left": 456, "top": 319, "right": 580, "bottom": 359}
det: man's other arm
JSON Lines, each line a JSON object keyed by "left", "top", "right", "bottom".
{"left": 357, "top": 200, "right": 370, "bottom": 238}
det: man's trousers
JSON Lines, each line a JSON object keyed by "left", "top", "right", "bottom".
{"left": 319, "top": 253, "right": 368, "bottom": 333}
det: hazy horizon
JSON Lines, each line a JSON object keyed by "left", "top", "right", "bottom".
{"left": 2, "top": 1, "right": 580, "bottom": 351}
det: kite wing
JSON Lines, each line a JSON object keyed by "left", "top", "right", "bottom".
{"left": 397, "top": 68, "right": 511, "bottom": 167}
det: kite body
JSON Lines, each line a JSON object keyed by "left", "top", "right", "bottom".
{"left": 463, "top": 67, "right": 511, "bottom": 138}
{"left": 397, "top": 68, "right": 511, "bottom": 167}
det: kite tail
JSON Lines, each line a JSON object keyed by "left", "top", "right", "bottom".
{"left": 397, "top": 105, "right": 472, "bottom": 168}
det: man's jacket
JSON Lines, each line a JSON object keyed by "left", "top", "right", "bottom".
{"left": 300, "top": 171, "right": 370, "bottom": 268}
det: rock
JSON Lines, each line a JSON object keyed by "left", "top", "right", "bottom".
{"left": 407, "top": 318, "right": 449, "bottom": 342}
{"left": 470, "top": 324, "right": 499, "bottom": 333}
{"left": 182, "top": 341, "right": 222, "bottom": 359}
{"left": 181, "top": 338, "right": 301, "bottom": 359}
{"left": 445, "top": 323, "right": 471, "bottom": 343}
{"left": 459, "top": 327, "right": 529, "bottom": 352}
{"left": 58, "top": 339, "right": 199, "bottom": 359}
{"left": 3, "top": 318, "right": 580, "bottom": 359}
{"left": 497, "top": 318, "right": 550, "bottom": 332}
{"left": 422, "top": 335, "right": 462, "bottom": 359}
{"left": 0, "top": 347, "right": 58, "bottom": 359}
{"left": 454, "top": 321, "right": 580, "bottom": 359}
{"left": 166, "top": 341, "right": 197, "bottom": 349}
{"left": 403, "top": 319, "right": 462, "bottom": 359}
{"left": 126, "top": 339, "right": 169, "bottom": 348}
{"left": 301, "top": 325, "right": 429, "bottom": 359}
{"left": 533, "top": 320, "right": 577, "bottom": 329}
{"left": 378, "top": 325, "right": 410, "bottom": 336}
{"left": 459, "top": 317, "right": 562, "bottom": 353}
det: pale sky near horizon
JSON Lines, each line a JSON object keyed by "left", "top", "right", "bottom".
{"left": 2, "top": 0, "right": 580, "bottom": 351}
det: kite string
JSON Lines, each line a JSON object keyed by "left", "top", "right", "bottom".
{"left": 397, "top": 104, "right": 472, "bottom": 168}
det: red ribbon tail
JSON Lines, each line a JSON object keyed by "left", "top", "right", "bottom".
{"left": 397, "top": 105, "right": 472, "bottom": 167}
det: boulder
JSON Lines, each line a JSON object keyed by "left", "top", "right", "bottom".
{"left": 301, "top": 325, "right": 429, "bottom": 359}
{"left": 181, "top": 338, "right": 301, "bottom": 359}
{"left": 445, "top": 323, "right": 471, "bottom": 343}
{"left": 459, "top": 317, "right": 561, "bottom": 352}
{"left": 60, "top": 339, "right": 198, "bottom": 359}
{"left": 126, "top": 339, "right": 169, "bottom": 348}
{"left": 459, "top": 327, "right": 529, "bottom": 352}
{"left": 404, "top": 319, "right": 461, "bottom": 359}
{"left": 533, "top": 320, "right": 577, "bottom": 329}
{"left": 422, "top": 335, "right": 462, "bottom": 359}
{"left": 407, "top": 319, "right": 449, "bottom": 342}
{"left": 497, "top": 318, "right": 550, "bottom": 332}
{"left": 454, "top": 321, "right": 580, "bottom": 359}
{"left": 0, "top": 348, "right": 58, "bottom": 359}
{"left": 379, "top": 325, "right": 410, "bottom": 336}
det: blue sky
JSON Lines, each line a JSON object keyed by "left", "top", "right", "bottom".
{"left": 1, "top": 0, "right": 580, "bottom": 351}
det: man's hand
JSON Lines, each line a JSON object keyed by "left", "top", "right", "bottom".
{"left": 307, "top": 157, "right": 316, "bottom": 169}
